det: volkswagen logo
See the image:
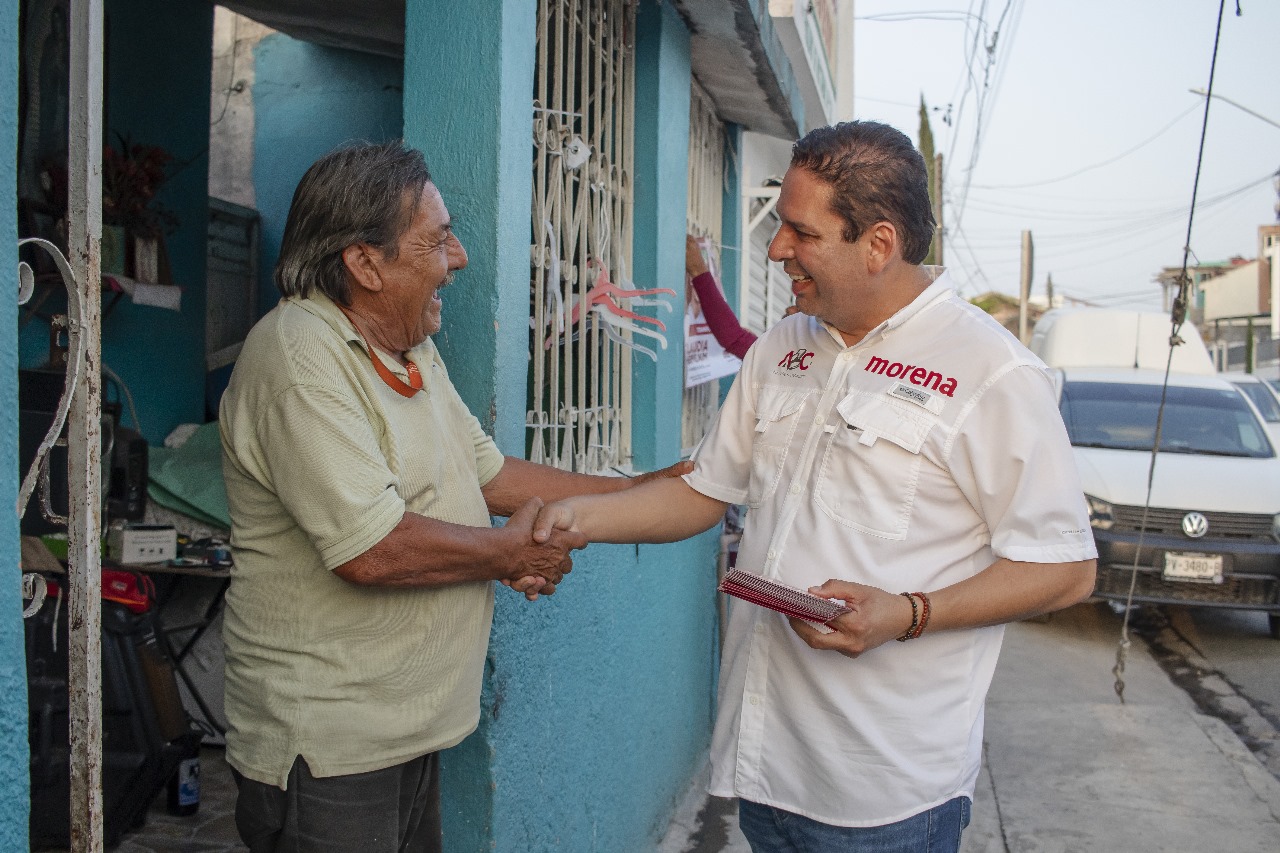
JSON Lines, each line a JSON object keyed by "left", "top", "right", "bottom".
{"left": 1181, "top": 512, "right": 1209, "bottom": 539}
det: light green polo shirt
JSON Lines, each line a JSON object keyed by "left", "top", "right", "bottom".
{"left": 218, "top": 292, "right": 505, "bottom": 788}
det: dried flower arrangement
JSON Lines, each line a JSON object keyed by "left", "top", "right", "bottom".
{"left": 102, "top": 135, "right": 179, "bottom": 237}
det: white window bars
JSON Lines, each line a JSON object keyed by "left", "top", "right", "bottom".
{"left": 529, "top": 0, "right": 637, "bottom": 473}
{"left": 740, "top": 185, "right": 791, "bottom": 336}
{"left": 682, "top": 78, "right": 727, "bottom": 454}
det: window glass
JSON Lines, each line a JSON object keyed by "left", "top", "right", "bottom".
{"left": 1060, "top": 381, "right": 1273, "bottom": 458}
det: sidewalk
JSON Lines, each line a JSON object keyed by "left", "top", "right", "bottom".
{"left": 661, "top": 601, "right": 1280, "bottom": 852}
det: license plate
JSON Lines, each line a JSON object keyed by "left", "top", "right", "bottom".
{"left": 1162, "top": 552, "right": 1224, "bottom": 583}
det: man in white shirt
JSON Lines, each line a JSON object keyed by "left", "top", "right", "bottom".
{"left": 532, "top": 121, "right": 1097, "bottom": 852}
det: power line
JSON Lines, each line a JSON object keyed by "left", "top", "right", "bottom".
{"left": 970, "top": 104, "right": 1201, "bottom": 190}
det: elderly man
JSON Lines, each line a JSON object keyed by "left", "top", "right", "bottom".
{"left": 219, "top": 141, "right": 683, "bottom": 853}
{"left": 534, "top": 121, "right": 1097, "bottom": 853}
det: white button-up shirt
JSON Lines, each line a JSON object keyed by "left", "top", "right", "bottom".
{"left": 685, "top": 272, "right": 1095, "bottom": 826}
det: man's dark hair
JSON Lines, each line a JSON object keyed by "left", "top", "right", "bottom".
{"left": 790, "top": 121, "right": 936, "bottom": 265}
{"left": 275, "top": 141, "right": 433, "bottom": 304}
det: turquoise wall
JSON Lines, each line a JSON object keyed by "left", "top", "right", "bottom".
{"left": 402, "top": 0, "right": 532, "bottom": 450}
{"left": 15, "top": 0, "right": 215, "bottom": 446}
{"left": 630, "top": 0, "right": 692, "bottom": 472}
{"left": 485, "top": 535, "right": 719, "bottom": 852}
{"left": 101, "top": 0, "right": 212, "bottom": 444}
{"left": 403, "top": 1, "right": 718, "bottom": 849}
{"left": 720, "top": 124, "right": 744, "bottom": 315}
{"left": 1, "top": 0, "right": 29, "bottom": 843}
{"left": 251, "top": 35, "right": 404, "bottom": 320}
{"left": 402, "top": 0, "right": 536, "bottom": 844}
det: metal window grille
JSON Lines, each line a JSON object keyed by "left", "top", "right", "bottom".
{"left": 682, "top": 78, "right": 727, "bottom": 453}
{"left": 529, "top": 0, "right": 637, "bottom": 473}
{"left": 741, "top": 186, "right": 791, "bottom": 335}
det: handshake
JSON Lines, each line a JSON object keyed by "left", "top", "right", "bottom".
{"left": 494, "top": 460, "right": 694, "bottom": 600}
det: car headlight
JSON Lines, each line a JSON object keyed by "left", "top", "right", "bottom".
{"left": 1086, "top": 495, "right": 1114, "bottom": 530}
{"left": 1273, "top": 513, "right": 1280, "bottom": 541}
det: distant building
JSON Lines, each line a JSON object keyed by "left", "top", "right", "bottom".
{"left": 1163, "top": 224, "right": 1280, "bottom": 376}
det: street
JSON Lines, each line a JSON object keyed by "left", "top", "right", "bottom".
{"left": 964, "top": 600, "right": 1280, "bottom": 853}
{"left": 666, "top": 599, "right": 1280, "bottom": 853}
{"left": 1129, "top": 602, "right": 1280, "bottom": 782}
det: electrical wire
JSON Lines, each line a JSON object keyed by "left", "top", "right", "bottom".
{"left": 971, "top": 105, "right": 1201, "bottom": 190}
{"left": 1112, "top": 0, "right": 1234, "bottom": 705}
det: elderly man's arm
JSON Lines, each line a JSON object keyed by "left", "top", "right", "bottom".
{"left": 334, "top": 497, "right": 585, "bottom": 588}
{"left": 788, "top": 558, "right": 1097, "bottom": 658}
{"left": 531, "top": 476, "right": 729, "bottom": 545}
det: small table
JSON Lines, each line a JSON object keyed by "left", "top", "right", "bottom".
{"left": 23, "top": 536, "right": 231, "bottom": 737}
{"left": 135, "top": 563, "right": 231, "bottom": 737}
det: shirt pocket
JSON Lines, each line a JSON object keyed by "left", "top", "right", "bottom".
{"left": 747, "top": 386, "right": 810, "bottom": 508}
{"left": 815, "top": 391, "right": 935, "bottom": 539}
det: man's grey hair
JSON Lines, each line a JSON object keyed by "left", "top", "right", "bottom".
{"left": 790, "top": 121, "right": 936, "bottom": 265}
{"left": 275, "top": 141, "right": 433, "bottom": 304}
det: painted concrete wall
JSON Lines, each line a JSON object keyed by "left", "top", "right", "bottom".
{"left": 402, "top": 0, "right": 538, "bottom": 842}
{"left": 251, "top": 34, "right": 404, "bottom": 321}
{"left": 1, "top": 0, "right": 29, "bottom": 843}
{"left": 100, "top": 0, "right": 213, "bottom": 444}
{"left": 403, "top": 1, "right": 719, "bottom": 849}
{"left": 630, "top": 1, "right": 693, "bottom": 472}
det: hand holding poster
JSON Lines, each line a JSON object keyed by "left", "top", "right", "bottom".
{"left": 684, "top": 306, "right": 742, "bottom": 388}
{"left": 684, "top": 236, "right": 742, "bottom": 388}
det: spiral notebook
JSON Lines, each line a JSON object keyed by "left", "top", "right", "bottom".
{"left": 718, "top": 568, "right": 851, "bottom": 626}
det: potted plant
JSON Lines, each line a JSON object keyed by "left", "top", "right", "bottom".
{"left": 101, "top": 135, "right": 178, "bottom": 280}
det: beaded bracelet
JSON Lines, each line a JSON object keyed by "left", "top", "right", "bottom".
{"left": 896, "top": 592, "right": 919, "bottom": 642}
{"left": 909, "top": 591, "right": 931, "bottom": 639}
{"left": 896, "top": 591, "right": 933, "bottom": 641}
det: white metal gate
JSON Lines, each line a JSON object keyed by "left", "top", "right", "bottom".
{"left": 740, "top": 185, "right": 791, "bottom": 335}
{"left": 529, "top": 0, "right": 637, "bottom": 473}
{"left": 681, "top": 78, "right": 726, "bottom": 453}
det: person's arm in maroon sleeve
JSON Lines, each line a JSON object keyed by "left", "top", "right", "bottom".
{"left": 687, "top": 235, "right": 757, "bottom": 360}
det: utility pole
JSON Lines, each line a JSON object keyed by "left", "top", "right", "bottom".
{"left": 1019, "top": 230, "right": 1034, "bottom": 344}
{"left": 1045, "top": 273, "right": 1055, "bottom": 308}
{"left": 933, "top": 153, "right": 944, "bottom": 266}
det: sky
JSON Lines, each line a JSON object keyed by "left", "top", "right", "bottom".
{"left": 851, "top": 0, "right": 1280, "bottom": 310}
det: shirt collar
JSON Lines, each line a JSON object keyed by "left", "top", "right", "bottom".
{"left": 816, "top": 267, "right": 956, "bottom": 347}
{"left": 291, "top": 292, "right": 437, "bottom": 392}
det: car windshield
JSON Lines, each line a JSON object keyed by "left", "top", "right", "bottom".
{"left": 1230, "top": 380, "right": 1280, "bottom": 423}
{"left": 1060, "top": 381, "right": 1274, "bottom": 458}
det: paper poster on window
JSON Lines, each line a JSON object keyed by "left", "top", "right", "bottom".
{"left": 684, "top": 306, "right": 741, "bottom": 388}
{"left": 684, "top": 236, "right": 742, "bottom": 388}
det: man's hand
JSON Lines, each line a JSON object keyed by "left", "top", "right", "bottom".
{"left": 499, "top": 498, "right": 586, "bottom": 595}
{"left": 788, "top": 580, "right": 915, "bottom": 659}
{"left": 685, "top": 234, "right": 710, "bottom": 278}
{"left": 530, "top": 499, "right": 580, "bottom": 545}
{"left": 503, "top": 574, "right": 559, "bottom": 601}
{"left": 629, "top": 459, "right": 694, "bottom": 487}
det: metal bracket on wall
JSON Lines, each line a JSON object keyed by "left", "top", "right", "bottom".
{"left": 16, "top": 239, "right": 86, "bottom": 621}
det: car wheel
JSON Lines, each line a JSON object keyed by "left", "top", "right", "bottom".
{"left": 1270, "top": 613, "right": 1280, "bottom": 640}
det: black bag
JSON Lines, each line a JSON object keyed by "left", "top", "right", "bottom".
{"left": 27, "top": 585, "right": 199, "bottom": 848}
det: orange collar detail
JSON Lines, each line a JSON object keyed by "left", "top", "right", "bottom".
{"left": 339, "top": 307, "right": 423, "bottom": 398}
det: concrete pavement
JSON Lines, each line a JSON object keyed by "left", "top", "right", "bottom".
{"left": 662, "top": 601, "right": 1280, "bottom": 852}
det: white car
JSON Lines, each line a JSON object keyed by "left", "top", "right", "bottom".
{"left": 1220, "top": 372, "right": 1280, "bottom": 446}
{"left": 1052, "top": 367, "right": 1280, "bottom": 638}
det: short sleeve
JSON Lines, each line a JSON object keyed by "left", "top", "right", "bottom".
{"left": 255, "top": 383, "right": 406, "bottom": 570}
{"left": 949, "top": 365, "right": 1097, "bottom": 564}
{"left": 684, "top": 351, "right": 759, "bottom": 504}
{"left": 464, "top": 401, "right": 504, "bottom": 487}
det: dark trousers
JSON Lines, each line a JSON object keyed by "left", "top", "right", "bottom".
{"left": 232, "top": 753, "right": 442, "bottom": 853}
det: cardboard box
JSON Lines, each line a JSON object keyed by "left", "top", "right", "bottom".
{"left": 107, "top": 525, "right": 177, "bottom": 565}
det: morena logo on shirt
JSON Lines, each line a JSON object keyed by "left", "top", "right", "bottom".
{"left": 865, "top": 355, "right": 959, "bottom": 397}
{"left": 776, "top": 349, "right": 815, "bottom": 371}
